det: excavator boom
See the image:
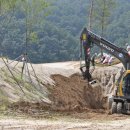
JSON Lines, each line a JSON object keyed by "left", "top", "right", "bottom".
{"left": 80, "top": 28, "right": 130, "bottom": 71}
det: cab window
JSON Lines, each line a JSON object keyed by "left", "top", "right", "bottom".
{"left": 122, "top": 73, "right": 130, "bottom": 96}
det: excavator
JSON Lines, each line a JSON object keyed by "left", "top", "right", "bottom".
{"left": 80, "top": 27, "right": 130, "bottom": 114}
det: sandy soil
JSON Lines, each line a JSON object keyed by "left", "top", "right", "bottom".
{"left": 50, "top": 74, "right": 103, "bottom": 111}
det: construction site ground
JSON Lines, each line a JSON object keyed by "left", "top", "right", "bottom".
{"left": 0, "top": 113, "right": 130, "bottom": 130}
{"left": 0, "top": 59, "right": 129, "bottom": 129}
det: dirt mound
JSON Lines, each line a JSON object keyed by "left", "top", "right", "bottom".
{"left": 8, "top": 74, "right": 105, "bottom": 115}
{"left": 50, "top": 74, "right": 104, "bottom": 111}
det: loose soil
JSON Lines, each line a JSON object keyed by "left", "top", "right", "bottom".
{"left": 50, "top": 73, "right": 104, "bottom": 111}
{"left": 9, "top": 74, "right": 104, "bottom": 113}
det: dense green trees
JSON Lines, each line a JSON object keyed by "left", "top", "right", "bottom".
{"left": 0, "top": 0, "right": 130, "bottom": 63}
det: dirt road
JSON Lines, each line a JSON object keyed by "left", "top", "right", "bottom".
{"left": 0, "top": 114, "right": 130, "bottom": 130}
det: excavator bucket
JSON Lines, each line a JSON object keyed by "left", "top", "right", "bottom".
{"left": 89, "top": 79, "right": 103, "bottom": 89}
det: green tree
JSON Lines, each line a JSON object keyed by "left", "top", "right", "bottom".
{"left": 1, "top": 0, "right": 130, "bottom": 63}
{"left": 18, "top": 0, "right": 49, "bottom": 45}
{"left": 94, "top": 0, "right": 116, "bottom": 36}
{"left": 93, "top": 0, "right": 116, "bottom": 55}
{"left": 0, "top": 0, "right": 17, "bottom": 15}
{"left": 88, "top": 0, "right": 94, "bottom": 30}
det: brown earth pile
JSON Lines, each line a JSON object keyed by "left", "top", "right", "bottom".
{"left": 50, "top": 74, "right": 104, "bottom": 111}
{"left": 9, "top": 74, "right": 105, "bottom": 114}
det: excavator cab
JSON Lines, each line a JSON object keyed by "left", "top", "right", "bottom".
{"left": 111, "top": 70, "right": 130, "bottom": 114}
{"left": 118, "top": 70, "right": 130, "bottom": 97}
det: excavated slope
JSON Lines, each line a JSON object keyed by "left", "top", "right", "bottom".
{"left": 0, "top": 59, "right": 122, "bottom": 112}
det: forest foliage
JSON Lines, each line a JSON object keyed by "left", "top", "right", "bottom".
{"left": 0, "top": 0, "right": 130, "bottom": 63}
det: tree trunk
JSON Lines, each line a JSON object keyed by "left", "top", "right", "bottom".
{"left": 101, "top": 0, "right": 106, "bottom": 37}
{"left": 88, "top": 0, "right": 94, "bottom": 30}
{"left": 101, "top": 0, "right": 106, "bottom": 56}
{"left": 0, "top": 0, "right": 2, "bottom": 15}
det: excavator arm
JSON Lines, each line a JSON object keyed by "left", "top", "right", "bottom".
{"left": 80, "top": 28, "right": 130, "bottom": 81}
